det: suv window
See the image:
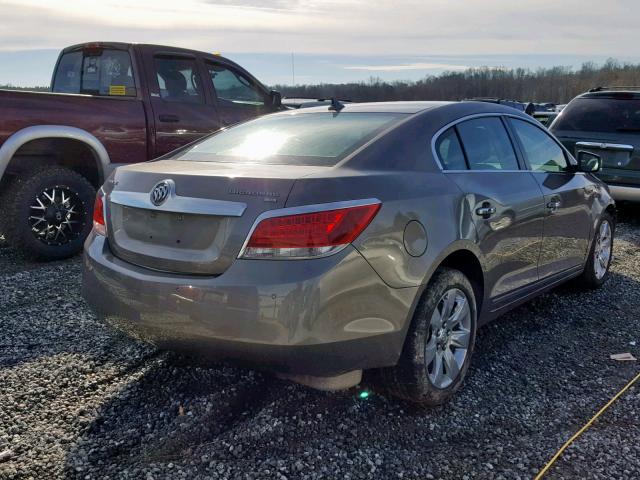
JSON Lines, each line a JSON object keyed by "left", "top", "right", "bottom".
{"left": 511, "top": 119, "right": 568, "bottom": 172}
{"left": 456, "top": 117, "right": 519, "bottom": 170}
{"left": 207, "top": 64, "right": 265, "bottom": 106}
{"left": 553, "top": 97, "right": 640, "bottom": 133}
{"left": 435, "top": 128, "right": 467, "bottom": 170}
{"left": 155, "top": 57, "right": 204, "bottom": 104}
{"left": 52, "top": 49, "right": 136, "bottom": 96}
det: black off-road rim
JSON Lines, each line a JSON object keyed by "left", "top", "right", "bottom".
{"left": 28, "top": 185, "right": 87, "bottom": 246}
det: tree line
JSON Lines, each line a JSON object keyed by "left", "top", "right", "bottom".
{"left": 276, "top": 58, "right": 640, "bottom": 104}
{"left": 3, "top": 58, "right": 640, "bottom": 104}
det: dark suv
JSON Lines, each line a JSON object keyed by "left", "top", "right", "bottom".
{"left": 551, "top": 87, "right": 640, "bottom": 201}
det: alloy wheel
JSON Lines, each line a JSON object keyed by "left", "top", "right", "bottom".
{"left": 425, "top": 288, "right": 472, "bottom": 389}
{"left": 594, "top": 220, "right": 612, "bottom": 280}
{"left": 29, "top": 185, "right": 85, "bottom": 246}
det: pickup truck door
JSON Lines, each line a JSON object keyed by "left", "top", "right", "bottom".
{"left": 141, "top": 49, "right": 221, "bottom": 158}
{"left": 204, "top": 60, "right": 273, "bottom": 126}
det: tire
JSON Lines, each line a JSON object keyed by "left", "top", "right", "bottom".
{"left": 0, "top": 166, "right": 96, "bottom": 260}
{"left": 379, "top": 267, "right": 478, "bottom": 406}
{"left": 575, "top": 211, "right": 615, "bottom": 290}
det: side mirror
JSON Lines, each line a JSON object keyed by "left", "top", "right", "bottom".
{"left": 269, "top": 90, "right": 282, "bottom": 108}
{"left": 576, "top": 150, "right": 602, "bottom": 173}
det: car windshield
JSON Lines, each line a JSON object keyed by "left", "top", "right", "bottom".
{"left": 553, "top": 97, "right": 640, "bottom": 133}
{"left": 173, "top": 112, "right": 407, "bottom": 166}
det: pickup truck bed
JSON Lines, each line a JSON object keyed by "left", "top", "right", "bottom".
{"left": 0, "top": 42, "right": 281, "bottom": 260}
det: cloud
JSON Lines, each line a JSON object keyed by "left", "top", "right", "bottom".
{"left": 344, "top": 62, "right": 469, "bottom": 72}
{"left": 0, "top": 0, "right": 639, "bottom": 58}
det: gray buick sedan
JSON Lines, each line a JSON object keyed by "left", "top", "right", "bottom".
{"left": 83, "top": 101, "right": 615, "bottom": 405}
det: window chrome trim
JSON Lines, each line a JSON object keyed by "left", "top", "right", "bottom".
{"left": 109, "top": 190, "right": 247, "bottom": 217}
{"left": 237, "top": 198, "right": 382, "bottom": 260}
{"left": 575, "top": 141, "right": 634, "bottom": 152}
{"left": 430, "top": 112, "right": 573, "bottom": 173}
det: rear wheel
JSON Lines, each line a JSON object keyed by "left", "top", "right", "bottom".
{"left": 0, "top": 166, "right": 95, "bottom": 260}
{"left": 575, "top": 211, "right": 615, "bottom": 289}
{"left": 380, "top": 268, "right": 477, "bottom": 406}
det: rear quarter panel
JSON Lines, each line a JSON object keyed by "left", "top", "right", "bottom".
{"left": 285, "top": 169, "right": 479, "bottom": 290}
{"left": 0, "top": 89, "right": 148, "bottom": 164}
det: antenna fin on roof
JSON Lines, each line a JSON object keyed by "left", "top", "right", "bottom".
{"left": 328, "top": 98, "right": 345, "bottom": 112}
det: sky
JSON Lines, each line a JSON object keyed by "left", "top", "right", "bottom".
{"left": 0, "top": 0, "right": 639, "bottom": 87}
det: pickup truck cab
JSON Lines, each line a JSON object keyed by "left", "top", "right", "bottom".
{"left": 0, "top": 42, "right": 281, "bottom": 259}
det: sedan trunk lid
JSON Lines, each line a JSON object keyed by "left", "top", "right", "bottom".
{"left": 106, "top": 160, "right": 323, "bottom": 275}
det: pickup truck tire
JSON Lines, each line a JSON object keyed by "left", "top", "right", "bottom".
{"left": 0, "top": 166, "right": 95, "bottom": 260}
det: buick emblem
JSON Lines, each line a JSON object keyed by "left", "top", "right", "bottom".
{"left": 150, "top": 179, "right": 174, "bottom": 206}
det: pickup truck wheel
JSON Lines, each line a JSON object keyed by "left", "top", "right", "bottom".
{"left": 0, "top": 166, "right": 95, "bottom": 260}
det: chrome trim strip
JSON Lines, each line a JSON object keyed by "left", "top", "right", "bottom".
{"left": 575, "top": 141, "right": 634, "bottom": 152}
{"left": 109, "top": 190, "right": 247, "bottom": 217}
{"left": 608, "top": 185, "right": 640, "bottom": 201}
{"left": 430, "top": 112, "right": 574, "bottom": 172}
{"left": 0, "top": 125, "right": 112, "bottom": 184}
{"left": 237, "top": 198, "right": 382, "bottom": 260}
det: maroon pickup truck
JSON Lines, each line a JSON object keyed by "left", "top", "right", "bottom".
{"left": 0, "top": 42, "right": 281, "bottom": 259}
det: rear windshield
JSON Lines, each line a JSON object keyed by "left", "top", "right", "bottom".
{"left": 52, "top": 48, "right": 136, "bottom": 97}
{"left": 552, "top": 97, "right": 640, "bottom": 133}
{"left": 174, "top": 112, "right": 406, "bottom": 166}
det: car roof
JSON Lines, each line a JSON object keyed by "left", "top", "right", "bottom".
{"left": 274, "top": 100, "right": 532, "bottom": 119}
{"left": 283, "top": 101, "right": 454, "bottom": 114}
{"left": 580, "top": 90, "right": 640, "bottom": 100}
{"left": 61, "top": 41, "right": 237, "bottom": 63}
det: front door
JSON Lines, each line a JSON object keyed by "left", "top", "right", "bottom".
{"left": 142, "top": 52, "right": 221, "bottom": 157}
{"left": 436, "top": 117, "right": 545, "bottom": 298}
{"left": 508, "top": 117, "right": 592, "bottom": 278}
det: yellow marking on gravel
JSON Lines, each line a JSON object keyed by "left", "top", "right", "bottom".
{"left": 535, "top": 370, "right": 640, "bottom": 479}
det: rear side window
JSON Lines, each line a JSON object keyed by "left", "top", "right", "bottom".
{"left": 456, "top": 117, "right": 519, "bottom": 170}
{"left": 553, "top": 97, "right": 640, "bottom": 133}
{"left": 155, "top": 57, "right": 204, "bottom": 104}
{"left": 511, "top": 119, "right": 568, "bottom": 172}
{"left": 52, "top": 49, "right": 136, "bottom": 96}
{"left": 435, "top": 128, "right": 467, "bottom": 170}
{"left": 175, "top": 112, "right": 406, "bottom": 166}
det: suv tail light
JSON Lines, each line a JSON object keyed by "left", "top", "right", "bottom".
{"left": 240, "top": 200, "right": 381, "bottom": 259}
{"left": 93, "top": 190, "right": 107, "bottom": 236}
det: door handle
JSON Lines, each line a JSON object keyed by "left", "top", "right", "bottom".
{"left": 159, "top": 114, "right": 180, "bottom": 123}
{"left": 475, "top": 203, "right": 496, "bottom": 219}
{"left": 546, "top": 199, "right": 561, "bottom": 212}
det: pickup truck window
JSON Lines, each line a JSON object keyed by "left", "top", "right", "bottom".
{"left": 207, "top": 63, "right": 265, "bottom": 106}
{"left": 155, "top": 57, "right": 204, "bottom": 104}
{"left": 52, "top": 49, "right": 136, "bottom": 96}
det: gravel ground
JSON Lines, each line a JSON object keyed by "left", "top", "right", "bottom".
{"left": 1, "top": 205, "right": 639, "bottom": 480}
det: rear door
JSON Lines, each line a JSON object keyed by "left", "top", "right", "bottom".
{"left": 437, "top": 116, "right": 545, "bottom": 298}
{"left": 140, "top": 49, "right": 221, "bottom": 157}
{"left": 204, "top": 60, "right": 272, "bottom": 126}
{"left": 508, "top": 117, "right": 592, "bottom": 278}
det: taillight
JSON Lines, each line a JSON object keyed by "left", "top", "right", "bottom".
{"left": 93, "top": 190, "right": 107, "bottom": 236}
{"left": 240, "top": 200, "right": 381, "bottom": 259}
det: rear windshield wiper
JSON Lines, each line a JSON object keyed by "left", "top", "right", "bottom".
{"left": 616, "top": 127, "right": 640, "bottom": 132}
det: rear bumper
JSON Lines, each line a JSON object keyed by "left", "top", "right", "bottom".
{"left": 82, "top": 234, "right": 417, "bottom": 376}
{"left": 607, "top": 184, "right": 640, "bottom": 202}
{"left": 597, "top": 168, "right": 640, "bottom": 201}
